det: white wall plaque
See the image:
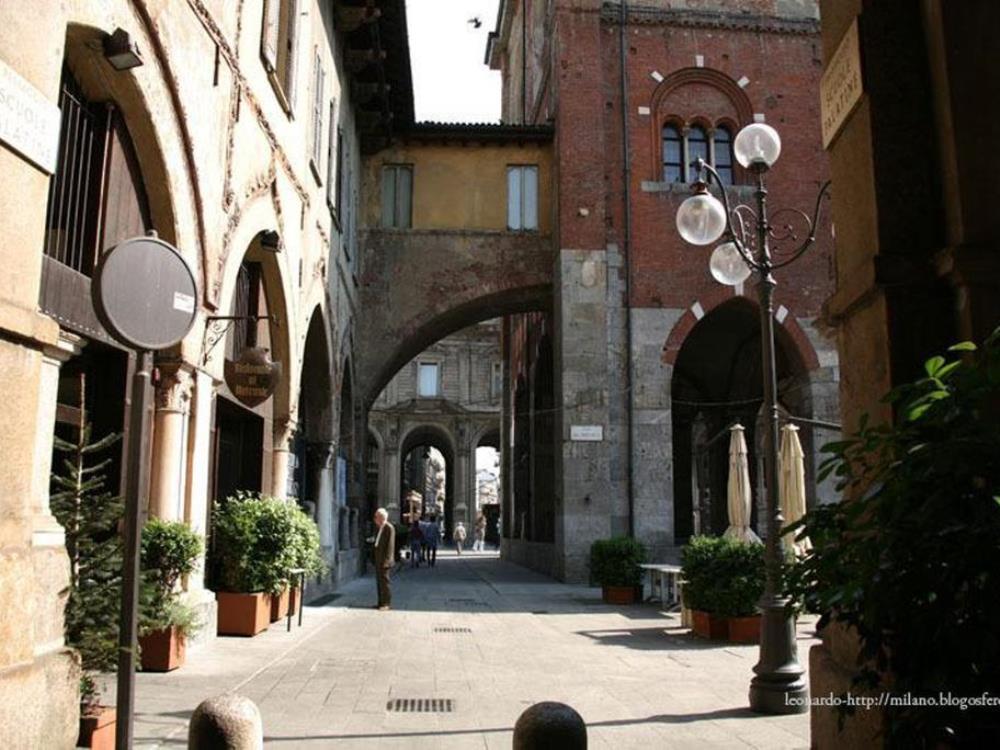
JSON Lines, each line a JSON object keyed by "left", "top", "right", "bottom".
{"left": 0, "top": 58, "right": 60, "bottom": 174}
{"left": 571, "top": 425, "right": 604, "bottom": 442}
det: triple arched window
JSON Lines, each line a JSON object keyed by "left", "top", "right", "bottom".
{"left": 662, "top": 122, "right": 736, "bottom": 185}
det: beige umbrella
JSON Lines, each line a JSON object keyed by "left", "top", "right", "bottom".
{"left": 779, "top": 423, "right": 811, "bottom": 556}
{"left": 724, "top": 424, "right": 761, "bottom": 543}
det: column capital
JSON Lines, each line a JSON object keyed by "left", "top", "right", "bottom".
{"left": 154, "top": 362, "right": 194, "bottom": 413}
{"left": 274, "top": 417, "right": 298, "bottom": 449}
{"left": 42, "top": 330, "right": 86, "bottom": 365}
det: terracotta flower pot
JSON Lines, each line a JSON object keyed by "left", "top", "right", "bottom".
{"left": 727, "top": 614, "right": 762, "bottom": 644}
{"left": 216, "top": 591, "right": 270, "bottom": 636}
{"left": 270, "top": 587, "right": 290, "bottom": 622}
{"left": 139, "top": 626, "right": 186, "bottom": 671}
{"left": 79, "top": 705, "right": 116, "bottom": 750}
{"left": 691, "top": 610, "right": 728, "bottom": 639}
{"left": 601, "top": 585, "right": 641, "bottom": 605}
{"left": 288, "top": 586, "right": 301, "bottom": 617}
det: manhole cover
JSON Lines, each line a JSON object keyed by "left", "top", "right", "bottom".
{"left": 433, "top": 627, "right": 472, "bottom": 633}
{"left": 387, "top": 698, "right": 454, "bottom": 713}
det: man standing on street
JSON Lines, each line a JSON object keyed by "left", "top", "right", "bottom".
{"left": 373, "top": 508, "right": 394, "bottom": 610}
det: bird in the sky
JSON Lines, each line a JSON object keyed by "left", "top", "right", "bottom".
{"left": 468, "top": 17, "right": 482, "bottom": 29}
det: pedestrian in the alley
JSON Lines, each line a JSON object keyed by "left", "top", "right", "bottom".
{"left": 419, "top": 514, "right": 431, "bottom": 562}
{"left": 453, "top": 521, "right": 467, "bottom": 555}
{"left": 426, "top": 515, "right": 440, "bottom": 567}
{"left": 409, "top": 516, "right": 424, "bottom": 567}
{"left": 373, "top": 508, "right": 394, "bottom": 611}
{"left": 473, "top": 512, "right": 487, "bottom": 552}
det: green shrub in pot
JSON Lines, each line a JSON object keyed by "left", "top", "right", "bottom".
{"left": 590, "top": 536, "right": 647, "bottom": 588}
{"left": 210, "top": 492, "right": 297, "bottom": 594}
{"left": 140, "top": 518, "right": 203, "bottom": 635}
{"left": 681, "top": 535, "right": 765, "bottom": 618}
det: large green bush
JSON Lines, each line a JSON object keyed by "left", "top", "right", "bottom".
{"left": 140, "top": 519, "right": 203, "bottom": 637}
{"left": 210, "top": 492, "right": 325, "bottom": 594}
{"left": 786, "top": 332, "right": 1000, "bottom": 747}
{"left": 681, "top": 535, "right": 764, "bottom": 618}
{"left": 210, "top": 492, "right": 296, "bottom": 594}
{"left": 590, "top": 536, "right": 646, "bottom": 587}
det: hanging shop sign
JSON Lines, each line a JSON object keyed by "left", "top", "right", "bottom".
{"left": 225, "top": 346, "right": 282, "bottom": 407}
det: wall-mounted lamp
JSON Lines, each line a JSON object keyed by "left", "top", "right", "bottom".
{"left": 259, "top": 230, "right": 281, "bottom": 253}
{"left": 103, "top": 28, "right": 144, "bottom": 71}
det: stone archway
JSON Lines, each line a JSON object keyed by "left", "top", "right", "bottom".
{"left": 398, "top": 423, "right": 458, "bottom": 538}
{"left": 670, "top": 297, "right": 810, "bottom": 542}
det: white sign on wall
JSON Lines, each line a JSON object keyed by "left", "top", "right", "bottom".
{"left": 820, "top": 18, "right": 864, "bottom": 149}
{"left": 0, "top": 58, "right": 61, "bottom": 174}
{"left": 571, "top": 425, "right": 604, "bottom": 442}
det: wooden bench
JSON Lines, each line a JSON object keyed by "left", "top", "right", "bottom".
{"left": 638, "top": 563, "right": 683, "bottom": 610}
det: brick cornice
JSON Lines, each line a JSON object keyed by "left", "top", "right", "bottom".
{"left": 600, "top": 3, "right": 820, "bottom": 36}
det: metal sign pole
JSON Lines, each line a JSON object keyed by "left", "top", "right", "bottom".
{"left": 115, "top": 350, "right": 153, "bottom": 750}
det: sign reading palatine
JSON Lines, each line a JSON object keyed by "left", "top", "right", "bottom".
{"left": 225, "top": 347, "right": 282, "bottom": 408}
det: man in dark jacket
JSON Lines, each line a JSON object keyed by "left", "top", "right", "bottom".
{"left": 373, "top": 508, "right": 395, "bottom": 610}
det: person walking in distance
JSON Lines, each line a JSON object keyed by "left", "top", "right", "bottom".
{"left": 473, "top": 512, "right": 487, "bottom": 552}
{"left": 453, "top": 521, "right": 467, "bottom": 555}
{"left": 409, "top": 517, "right": 424, "bottom": 568}
{"left": 426, "top": 515, "right": 440, "bottom": 567}
{"left": 373, "top": 508, "right": 394, "bottom": 610}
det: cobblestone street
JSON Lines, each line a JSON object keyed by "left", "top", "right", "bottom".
{"left": 129, "top": 551, "right": 817, "bottom": 749}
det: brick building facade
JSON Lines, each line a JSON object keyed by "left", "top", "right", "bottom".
{"left": 489, "top": 0, "right": 839, "bottom": 580}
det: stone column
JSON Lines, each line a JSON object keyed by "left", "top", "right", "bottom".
{"left": 454, "top": 446, "right": 470, "bottom": 527}
{"left": 271, "top": 418, "right": 297, "bottom": 499}
{"left": 184, "top": 370, "right": 216, "bottom": 596}
{"left": 309, "top": 442, "right": 336, "bottom": 548}
{"left": 149, "top": 363, "right": 193, "bottom": 521}
{"left": 31, "top": 332, "right": 85, "bottom": 540}
{"left": 384, "top": 420, "right": 401, "bottom": 521}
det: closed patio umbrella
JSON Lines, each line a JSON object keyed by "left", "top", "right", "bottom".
{"left": 779, "top": 423, "right": 811, "bottom": 556}
{"left": 724, "top": 424, "right": 761, "bottom": 543}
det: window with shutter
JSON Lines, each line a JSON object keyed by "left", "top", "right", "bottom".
{"left": 262, "top": 0, "right": 300, "bottom": 114}
{"left": 310, "top": 49, "right": 324, "bottom": 179}
{"left": 326, "top": 99, "right": 338, "bottom": 218}
{"left": 261, "top": 0, "right": 280, "bottom": 72}
{"left": 380, "top": 165, "right": 413, "bottom": 229}
{"left": 507, "top": 165, "right": 539, "bottom": 231}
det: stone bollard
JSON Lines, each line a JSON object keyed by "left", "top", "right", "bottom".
{"left": 513, "top": 701, "right": 587, "bottom": 749}
{"left": 188, "top": 693, "right": 263, "bottom": 750}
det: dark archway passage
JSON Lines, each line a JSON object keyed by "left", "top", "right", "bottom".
{"left": 400, "top": 425, "right": 454, "bottom": 537}
{"left": 670, "top": 298, "right": 809, "bottom": 542}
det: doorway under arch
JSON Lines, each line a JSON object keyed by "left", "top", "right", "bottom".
{"left": 670, "top": 298, "right": 810, "bottom": 542}
{"left": 399, "top": 424, "right": 455, "bottom": 537}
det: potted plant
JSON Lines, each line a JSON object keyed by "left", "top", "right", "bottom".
{"left": 49, "top": 384, "right": 123, "bottom": 741}
{"left": 590, "top": 537, "right": 647, "bottom": 604}
{"left": 209, "top": 492, "right": 297, "bottom": 636}
{"left": 78, "top": 674, "right": 116, "bottom": 750}
{"left": 285, "top": 504, "right": 324, "bottom": 617}
{"left": 681, "top": 535, "right": 765, "bottom": 641}
{"left": 139, "top": 518, "right": 203, "bottom": 671}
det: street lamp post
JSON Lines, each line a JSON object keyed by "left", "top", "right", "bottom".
{"left": 675, "top": 123, "right": 830, "bottom": 714}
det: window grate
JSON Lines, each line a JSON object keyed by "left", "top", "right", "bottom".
{"left": 433, "top": 627, "right": 472, "bottom": 633}
{"left": 386, "top": 698, "right": 454, "bottom": 713}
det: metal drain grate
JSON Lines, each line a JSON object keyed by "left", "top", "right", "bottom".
{"left": 447, "top": 598, "right": 489, "bottom": 607}
{"left": 433, "top": 626, "right": 472, "bottom": 633}
{"left": 387, "top": 698, "right": 455, "bottom": 713}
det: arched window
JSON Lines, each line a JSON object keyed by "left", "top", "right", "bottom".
{"left": 714, "top": 126, "right": 734, "bottom": 185}
{"left": 662, "top": 125, "right": 683, "bottom": 183}
{"left": 687, "top": 125, "right": 709, "bottom": 176}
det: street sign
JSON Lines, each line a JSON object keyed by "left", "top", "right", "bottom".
{"left": 570, "top": 425, "right": 604, "bottom": 442}
{"left": 91, "top": 234, "right": 197, "bottom": 750}
{"left": 92, "top": 235, "right": 198, "bottom": 351}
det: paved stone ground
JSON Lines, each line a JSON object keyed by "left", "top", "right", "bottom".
{"left": 122, "top": 550, "right": 818, "bottom": 749}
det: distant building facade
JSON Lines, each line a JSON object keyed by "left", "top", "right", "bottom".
{"left": 367, "top": 321, "right": 502, "bottom": 538}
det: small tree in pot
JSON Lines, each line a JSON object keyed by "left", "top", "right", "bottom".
{"left": 590, "top": 537, "right": 647, "bottom": 604}
{"left": 139, "top": 519, "right": 203, "bottom": 671}
{"left": 681, "top": 535, "right": 765, "bottom": 641}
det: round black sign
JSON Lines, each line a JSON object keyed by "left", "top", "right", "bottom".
{"left": 92, "top": 236, "right": 198, "bottom": 351}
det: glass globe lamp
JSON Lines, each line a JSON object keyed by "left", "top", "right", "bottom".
{"left": 676, "top": 191, "right": 727, "bottom": 246}
{"left": 709, "top": 242, "right": 752, "bottom": 286}
{"left": 734, "top": 123, "right": 781, "bottom": 169}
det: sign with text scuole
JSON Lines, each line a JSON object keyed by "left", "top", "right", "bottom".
{"left": 0, "top": 58, "right": 60, "bottom": 174}
{"left": 820, "top": 18, "right": 864, "bottom": 149}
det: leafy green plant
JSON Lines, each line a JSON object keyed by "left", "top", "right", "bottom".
{"left": 140, "top": 519, "right": 203, "bottom": 637}
{"left": 785, "top": 331, "right": 1000, "bottom": 747}
{"left": 681, "top": 535, "right": 765, "bottom": 618}
{"left": 590, "top": 536, "right": 647, "bottom": 587}
{"left": 209, "top": 492, "right": 307, "bottom": 594}
{"left": 288, "top": 503, "right": 324, "bottom": 577}
{"left": 49, "top": 395, "right": 123, "bottom": 674}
